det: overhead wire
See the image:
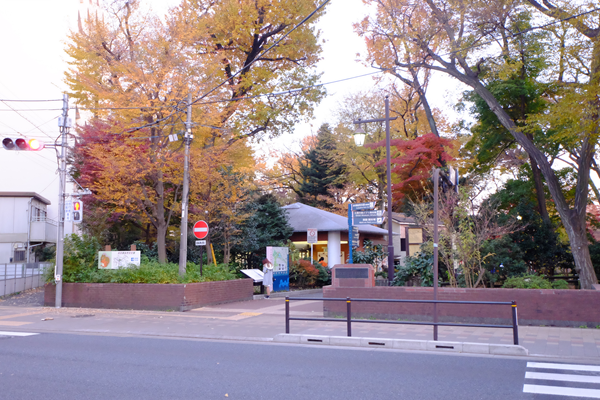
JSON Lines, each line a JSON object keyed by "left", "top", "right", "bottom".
{"left": 0, "top": 99, "right": 63, "bottom": 102}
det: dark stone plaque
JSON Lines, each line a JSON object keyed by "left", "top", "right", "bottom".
{"left": 336, "top": 268, "right": 369, "bottom": 279}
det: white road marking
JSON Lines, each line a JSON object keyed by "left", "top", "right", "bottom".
{"left": 526, "top": 371, "right": 600, "bottom": 384}
{"left": 523, "top": 384, "right": 600, "bottom": 398}
{"left": 527, "top": 362, "right": 600, "bottom": 373}
{"left": 0, "top": 331, "right": 39, "bottom": 337}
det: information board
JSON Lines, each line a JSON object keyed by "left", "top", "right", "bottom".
{"left": 266, "top": 246, "right": 289, "bottom": 292}
{"left": 98, "top": 251, "right": 141, "bottom": 269}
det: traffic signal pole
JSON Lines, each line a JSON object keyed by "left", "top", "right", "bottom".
{"left": 178, "top": 94, "right": 193, "bottom": 276}
{"left": 55, "top": 94, "right": 70, "bottom": 308}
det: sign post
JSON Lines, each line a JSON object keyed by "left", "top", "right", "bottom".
{"left": 348, "top": 202, "right": 379, "bottom": 264}
{"left": 193, "top": 221, "right": 208, "bottom": 276}
{"left": 307, "top": 228, "right": 317, "bottom": 262}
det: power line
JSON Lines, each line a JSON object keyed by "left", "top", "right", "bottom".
{"left": 126, "top": 0, "right": 333, "bottom": 133}
{"left": 0, "top": 100, "right": 55, "bottom": 140}
{"left": 0, "top": 69, "right": 381, "bottom": 113}
{"left": 0, "top": 99, "right": 63, "bottom": 102}
{"left": 188, "top": 0, "right": 332, "bottom": 109}
{"left": 513, "top": 7, "right": 600, "bottom": 36}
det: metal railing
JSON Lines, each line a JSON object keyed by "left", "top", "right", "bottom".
{"left": 285, "top": 297, "right": 520, "bottom": 345}
{"left": 0, "top": 263, "right": 52, "bottom": 297}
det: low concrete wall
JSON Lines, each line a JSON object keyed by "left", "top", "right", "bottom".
{"left": 44, "top": 279, "right": 254, "bottom": 311}
{"left": 323, "top": 286, "right": 600, "bottom": 328}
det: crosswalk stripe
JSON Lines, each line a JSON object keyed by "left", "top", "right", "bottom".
{"left": 527, "top": 362, "right": 600, "bottom": 373}
{"left": 0, "top": 331, "right": 39, "bottom": 337}
{"left": 523, "top": 384, "right": 600, "bottom": 398}
{"left": 526, "top": 371, "right": 600, "bottom": 384}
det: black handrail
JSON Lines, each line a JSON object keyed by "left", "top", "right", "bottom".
{"left": 285, "top": 297, "right": 519, "bottom": 345}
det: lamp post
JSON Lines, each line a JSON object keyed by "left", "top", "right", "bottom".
{"left": 353, "top": 96, "right": 398, "bottom": 283}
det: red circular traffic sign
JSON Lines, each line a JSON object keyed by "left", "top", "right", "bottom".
{"left": 193, "top": 220, "right": 209, "bottom": 239}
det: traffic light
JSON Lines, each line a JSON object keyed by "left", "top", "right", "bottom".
{"left": 73, "top": 200, "right": 83, "bottom": 223}
{"left": 2, "top": 137, "right": 45, "bottom": 151}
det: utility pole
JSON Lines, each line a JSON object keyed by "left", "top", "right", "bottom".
{"left": 178, "top": 94, "right": 193, "bottom": 276}
{"left": 433, "top": 168, "right": 439, "bottom": 340}
{"left": 352, "top": 96, "right": 398, "bottom": 282}
{"left": 55, "top": 94, "right": 70, "bottom": 308}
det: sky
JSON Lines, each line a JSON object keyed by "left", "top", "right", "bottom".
{"left": 0, "top": 0, "right": 481, "bottom": 222}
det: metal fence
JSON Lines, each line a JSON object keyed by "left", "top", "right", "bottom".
{"left": 285, "top": 296, "right": 520, "bottom": 345}
{"left": 0, "top": 263, "right": 53, "bottom": 297}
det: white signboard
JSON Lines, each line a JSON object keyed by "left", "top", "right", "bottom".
{"left": 98, "top": 251, "right": 141, "bottom": 269}
{"left": 240, "top": 269, "right": 264, "bottom": 283}
{"left": 64, "top": 199, "right": 73, "bottom": 222}
{"left": 307, "top": 228, "right": 318, "bottom": 244}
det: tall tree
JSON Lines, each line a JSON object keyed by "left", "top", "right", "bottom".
{"left": 66, "top": 0, "right": 325, "bottom": 262}
{"left": 358, "top": 0, "right": 599, "bottom": 288}
{"left": 232, "top": 193, "right": 294, "bottom": 269}
{"left": 297, "top": 124, "right": 346, "bottom": 208}
{"left": 463, "top": 11, "right": 553, "bottom": 222}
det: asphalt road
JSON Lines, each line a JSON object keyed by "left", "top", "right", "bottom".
{"left": 0, "top": 332, "right": 540, "bottom": 400}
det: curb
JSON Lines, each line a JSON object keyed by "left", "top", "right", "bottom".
{"left": 254, "top": 289, "right": 324, "bottom": 300}
{"left": 273, "top": 334, "right": 529, "bottom": 356}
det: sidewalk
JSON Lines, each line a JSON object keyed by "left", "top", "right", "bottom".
{"left": 0, "top": 289, "right": 599, "bottom": 362}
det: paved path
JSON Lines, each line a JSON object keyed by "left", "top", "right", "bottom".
{"left": 0, "top": 290, "right": 599, "bottom": 362}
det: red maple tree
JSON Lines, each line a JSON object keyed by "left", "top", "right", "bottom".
{"left": 367, "top": 133, "right": 455, "bottom": 204}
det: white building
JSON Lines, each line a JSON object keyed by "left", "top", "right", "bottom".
{"left": 0, "top": 192, "right": 57, "bottom": 264}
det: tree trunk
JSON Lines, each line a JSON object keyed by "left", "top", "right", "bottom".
{"left": 528, "top": 153, "right": 550, "bottom": 223}
{"left": 461, "top": 75, "right": 598, "bottom": 288}
{"left": 156, "top": 222, "right": 168, "bottom": 264}
{"left": 155, "top": 172, "right": 168, "bottom": 264}
{"left": 562, "top": 212, "right": 597, "bottom": 289}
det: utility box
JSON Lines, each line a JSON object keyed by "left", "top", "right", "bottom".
{"left": 331, "top": 264, "right": 375, "bottom": 288}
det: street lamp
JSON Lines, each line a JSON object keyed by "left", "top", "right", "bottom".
{"left": 352, "top": 96, "right": 398, "bottom": 283}
{"left": 353, "top": 123, "right": 366, "bottom": 147}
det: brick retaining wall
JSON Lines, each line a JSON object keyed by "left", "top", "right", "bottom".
{"left": 323, "top": 286, "right": 600, "bottom": 327}
{"left": 44, "top": 279, "right": 254, "bottom": 311}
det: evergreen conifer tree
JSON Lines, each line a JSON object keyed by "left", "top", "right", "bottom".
{"left": 298, "top": 124, "right": 346, "bottom": 208}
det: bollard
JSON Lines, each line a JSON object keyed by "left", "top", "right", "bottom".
{"left": 346, "top": 297, "right": 352, "bottom": 337}
{"left": 285, "top": 297, "right": 290, "bottom": 334}
{"left": 511, "top": 301, "right": 519, "bottom": 345}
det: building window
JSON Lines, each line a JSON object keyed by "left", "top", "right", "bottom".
{"left": 14, "top": 250, "right": 26, "bottom": 262}
{"left": 400, "top": 238, "right": 407, "bottom": 252}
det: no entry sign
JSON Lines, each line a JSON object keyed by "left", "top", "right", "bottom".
{"left": 193, "top": 220, "right": 209, "bottom": 239}
{"left": 307, "top": 228, "right": 318, "bottom": 244}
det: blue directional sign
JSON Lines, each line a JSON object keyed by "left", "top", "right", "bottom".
{"left": 354, "top": 210, "right": 384, "bottom": 218}
{"left": 354, "top": 216, "right": 384, "bottom": 225}
{"left": 351, "top": 202, "right": 375, "bottom": 211}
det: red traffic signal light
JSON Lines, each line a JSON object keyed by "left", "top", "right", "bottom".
{"left": 72, "top": 200, "right": 83, "bottom": 222}
{"left": 2, "top": 137, "right": 45, "bottom": 151}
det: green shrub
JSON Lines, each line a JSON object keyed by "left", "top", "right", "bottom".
{"left": 315, "top": 264, "right": 331, "bottom": 286}
{"left": 352, "top": 240, "right": 387, "bottom": 267}
{"left": 392, "top": 247, "right": 434, "bottom": 287}
{"left": 551, "top": 279, "right": 569, "bottom": 289}
{"left": 502, "top": 274, "right": 552, "bottom": 289}
{"left": 46, "top": 234, "right": 237, "bottom": 284}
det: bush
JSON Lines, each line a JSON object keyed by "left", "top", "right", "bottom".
{"left": 315, "top": 264, "right": 331, "bottom": 286}
{"left": 290, "top": 259, "right": 319, "bottom": 287}
{"left": 551, "top": 279, "right": 569, "bottom": 289}
{"left": 502, "top": 274, "right": 552, "bottom": 289}
{"left": 392, "top": 249, "right": 434, "bottom": 287}
{"left": 352, "top": 240, "right": 387, "bottom": 269}
{"left": 47, "top": 234, "right": 237, "bottom": 284}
